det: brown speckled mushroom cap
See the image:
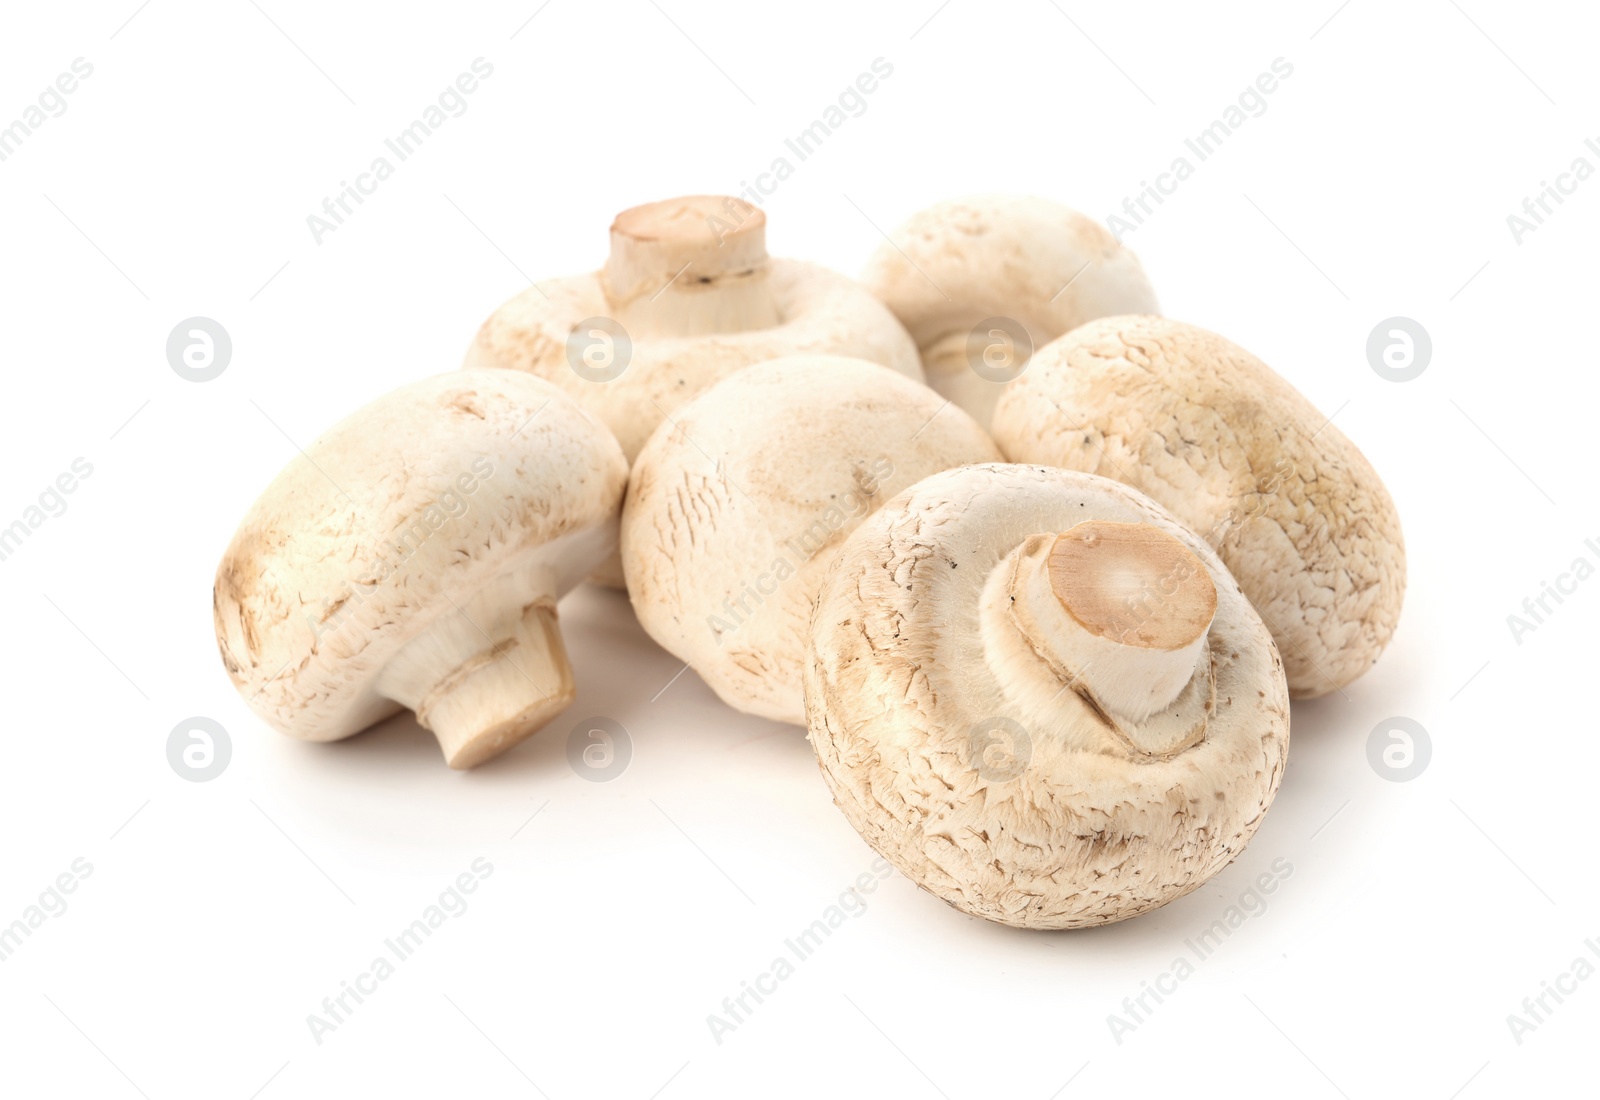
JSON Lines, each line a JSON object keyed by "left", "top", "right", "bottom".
{"left": 214, "top": 371, "right": 627, "bottom": 769}
{"left": 990, "top": 315, "right": 1406, "bottom": 697}
{"left": 862, "top": 195, "right": 1159, "bottom": 429}
{"left": 805, "top": 463, "right": 1289, "bottom": 929}
{"left": 622, "top": 355, "right": 1001, "bottom": 725}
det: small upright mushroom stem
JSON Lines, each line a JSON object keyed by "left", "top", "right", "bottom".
{"left": 603, "top": 195, "right": 782, "bottom": 338}
{"left": 374, "top": 573, "right": 576, "bottom": 769}
{"left": 997, "top": 522, "right": 1217, "bottom": 724}
{"left": 918, "top": 331, "right": 977, "bottom": 401}
{"left": 918, "top": 328, "right": 1020, "bottom": 429}
{"left": 919, "top": 330, "right": 970, "bottom": 379}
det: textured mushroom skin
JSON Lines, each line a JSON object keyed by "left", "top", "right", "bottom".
{"left": 623, "top": 357, "right": 1001, "bottom": 725}
{"left": 214, "top": 372, "right": 627, "bottom": 742}
{"left": 462, "top": 259, "right": 922, "bottom": 464}
{"left": 991, "top": 316, "right": 1405, "bottom": 697}
{"left": 864, "top": 195, "right": 1158, "bottom": 348}
{"left": 862, "top": 195, "right": 1159, "bottom": 425}
{"left": 805, "top": 465, "right": 1289, "bottom": 929}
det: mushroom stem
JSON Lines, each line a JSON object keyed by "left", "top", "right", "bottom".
{"left": 920, "top": 329, "right": 970, "bottom": 380}
{"left": 604, "top": 195, "right": 781, "bottom": 338}
{"left": 375, "top": 577, "right": 576, "bottom": 769}
{"left": 985, "top": 522, "right": 1217, "bottom": 725}
{"left": 918, "top": 329, "right": 1016, "bottom": 430}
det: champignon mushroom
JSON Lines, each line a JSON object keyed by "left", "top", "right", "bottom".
{"left": 213, "top": 371, "right": 627, "bottom": 769}
{"left": 862, "top": 194, "right": 1159, "bottom": 429}
{"left": 989, "top": 315, "right": 1405, "bottom": 697}
{"left": 462, "top": 195, "right": 922, "bottom": 465}
{"left": 622, "top": 355, "right": 1001, "bottom": 725}
{"left": 805, "top": 463, "right": 1289, "bottom": 929}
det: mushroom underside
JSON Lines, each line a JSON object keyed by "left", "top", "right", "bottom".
{"left": 806, "top": 465, "right": 1290, "bottom": 929}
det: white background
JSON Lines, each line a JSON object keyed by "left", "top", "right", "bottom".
{"left": 0, "top": 1, "right": 1593, "bottom": 1096}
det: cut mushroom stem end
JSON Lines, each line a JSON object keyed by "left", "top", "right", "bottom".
{"left": 375, "top": 578, "right": 576, "bottom": 770}
{"left": 988, "top": 521, "right": 1217, "bottom": 729}
{"left": 604, "top": 195, "right": 781, "bottom": 338}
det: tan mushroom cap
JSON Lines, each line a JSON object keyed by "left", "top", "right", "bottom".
{"left": 990, "top": 315, "right": 1406, "bottom": 697}
{"left": 862, "top": 194, "right": 1159, "bottom": 428}
{"left": 462, "top": 196, "right": 922, "bottom": 465}
{"left": 806, "top": 464, "right": 1289, "bottom": 929}
{"left": 622, "top": 355, "right": 1002, "bottom": 725}
{"left": 214, "top": 371, "right": 628, "bottom": 769}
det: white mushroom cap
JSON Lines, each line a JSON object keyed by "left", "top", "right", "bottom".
{"left": 462, "top": 196, "right": 922, "bottom": 464}
{"left": 213, "top": 371, "right": 627, "bottom": 769}
{"left": 863, "top": 194, "right": 1159, "bottom": 429}
{"left": 990, "top": 315, "right": 1406, "bottom": 697}
{"left": 805, "top": 463, "right": 1289, "bottom": 929}
{"left": 622, "top": 355, "right": 1002, "bottom": 725}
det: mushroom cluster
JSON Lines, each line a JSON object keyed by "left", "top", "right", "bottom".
{"left": 213, "top": 192, "right": 1404, "bottom": 931}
